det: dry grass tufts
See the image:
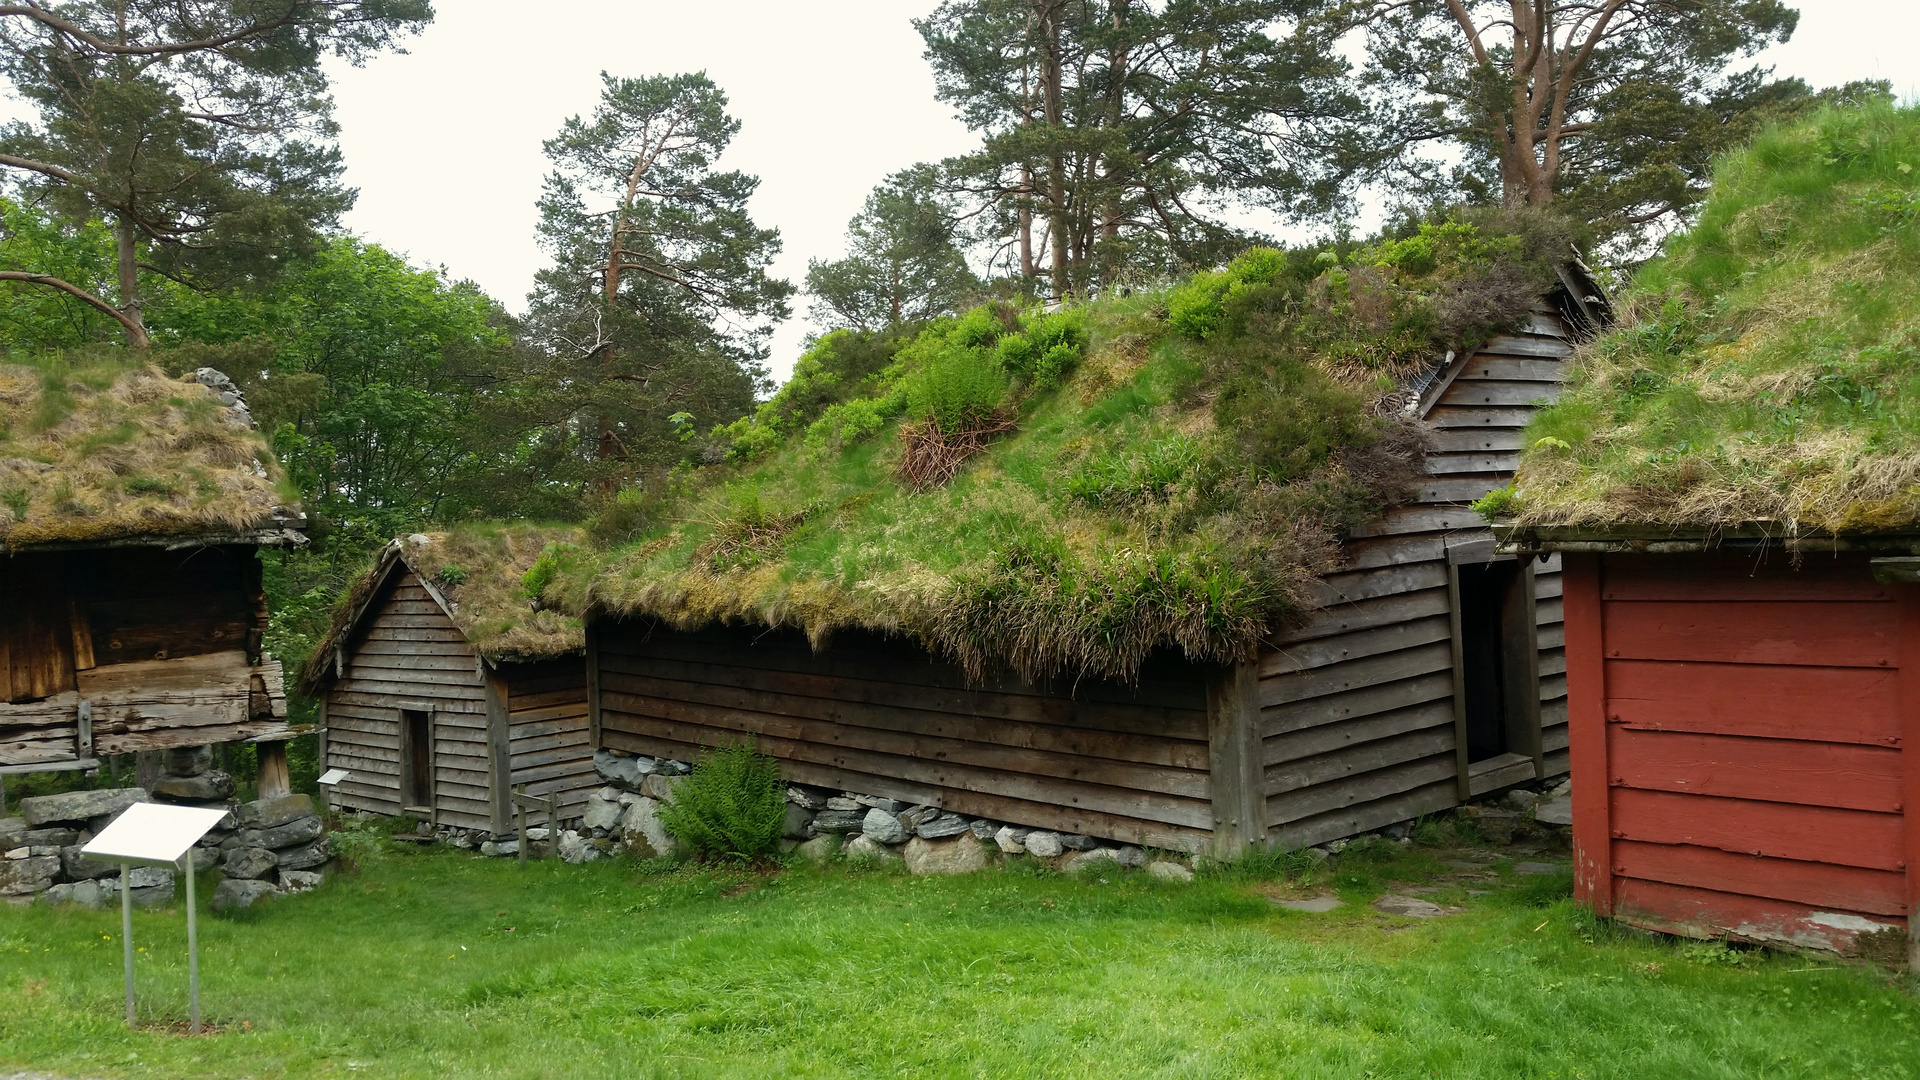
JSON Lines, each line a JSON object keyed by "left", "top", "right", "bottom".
{"left": 895, "top": 412, "right": 1019, "bottom": 490}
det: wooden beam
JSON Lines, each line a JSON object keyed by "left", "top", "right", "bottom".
{"left": 68, "top": 598, "right": 95, "bottom": 671}
{"left": 1563, "top": 552, "right": 1612, "bottom": 916}
{"left": 256, "top": 741, "right": 290, "bottom": 800}
{"left": 483, "top": 664, "right": 512, "bottom": 835}
{"left": 585, "top": 621, "right": 603, "bottom": 750}
{"left": 1505, "top": 561, "right": 1545, "bottom": 778}
{"left": 1447, "top": 563, "right": 1471, "bottom": 802}
{"left": 1205, "top": 662, "right": 1265, "bottom": 860}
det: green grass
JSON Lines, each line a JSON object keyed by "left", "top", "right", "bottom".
{"left": 3, "top": 837, "right": 1916, "bottom": 1079}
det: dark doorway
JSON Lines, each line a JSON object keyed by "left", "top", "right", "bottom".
{"left": 1456, "top": 561, "right": 1523, "bottom": 762}
{"left": 401, "top": 708, "right": 433, "bottom": 811}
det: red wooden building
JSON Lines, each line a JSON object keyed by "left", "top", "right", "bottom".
{"left": 1498, "top": 537, "right": 1918, "bottom": 963}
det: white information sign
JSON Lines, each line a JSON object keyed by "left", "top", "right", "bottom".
{"left": 82, "top": 801, "right": 228, "bottom": 1033}
{"left": 317, "top": 768, "right": 351, "bottom": 787}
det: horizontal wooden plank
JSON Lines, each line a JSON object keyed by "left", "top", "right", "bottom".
{"left": 506, "top": 702, "right": 590, "bottom": 726}
{"left": 1264, "top": 699, "right": 1455, "bottom": 766}
{"left": 328, "top": 690, "right": 484, "bottom": 715}
{"left": 1605, "top": 659, "right": 1899, "bottom": 746}
{"left": 1613, "top": 840, "right": 1906, "bottom": 917}
{"left": 508, "top": 743, "right": 592, "bottom": 772}
{"left": 1478, "top": 335, "right": 1573, "bottom": 359}
{"left": 1424, "top": 452, "right": 1520, "bottom": 476}
{"left": 1458, "top": 357, "right": 1566, "bottom": 382}
{"left": 1438, "top": 380, "right": 1561, "bottom": 409}
{"left": 1276, "top": 587, "right": 1452, "bottom": 644}
{"left": 1539, "top": 673, "right": 1566, "bottom": 700}
{"left": 348, "top": 662, "right": 482, "bottom": 686}
{"left": 1603, "top": 600, "right": 1897, "bottom": 668}
{"left": 1267, "top": 752, "right": 1456, "bottom": 824}
{"left": 362, "top": 627, "right": 469, "bottom": 645}
{"left": 508, "top": 758, "right": 598, "bottom": 788}
{"left": 1535, "top": 575, "right": 1562, "bottom": 599}
{"left": 1265, "top": 724, "right": 1454, "bottom": 795}
{"left": 1601, "top": 555, "right": 1888, "bottom": 603}
{"left": 1339, "top": 535, "right": 1448, "bottom": 572}
{"left": 1424, "top": 406, "right": 1537, "bottom": 429}
{"left": 1261, "top": 614, "right": 1452, "bottom": 676}
{"left": 1263, "top": 671, "right": 1454, "bottom": 738}
{"left": 1543, "top": 723, "right": 1568, "bottom": 753}
{"left": 1269, "top": 778, "right": 1457, "bottom": 851}
{"left": 1612, "top": 878, "right": 1902, "bottom": 953}
{"left": 1538, "top": 649, "right": 1565, "bottom": 677}
{"left": 367, "top": 612, "right": 460, "bottom": 631}
{"left": 1425, "top": 429, "right": 1527, "bottom": 454}
{"left": 508, "top": 674, "right": 589, "bottom": 701}
{"left": 507, "top": 685, "right": 590, "bottom": 712}
{"left": 1543, "top": 748, "right": 1569, "bottom": 779}
{"left": 1610, "top": 787, "right": 1903, "bottom": 871}
{"left": 332, "top": 676, "right": 486, "bottom": 702}
{"left": 1536, "top": 596, "right": 1563, "bottom": 626}
{"left": 1416, "top": 478, "right": 1506, "bottom": 505}
{"left": 1346, "top": 505, "right": 1494, "bottom": 538}
{"left": 1305, "top": 562, "right": 1449, "bottom": 608}
{"left": 1261, "top": 641, "right": 1454, "bottom": 707}
{"left": 1537, "top": 623, "right": 1564, "bottom": 649}
{"left": 1609, "top": 729, "right": 1901, "bottom": 812}
{"left": 1467, "top": 753, "right": 1537, "bottom": 795}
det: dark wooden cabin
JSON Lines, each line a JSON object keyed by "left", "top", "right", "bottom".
{"left": 301, "top": 529, "right": 596, "bottom": 832}
{"left": 0, "top": 364, "right": 303, "bottom": 783}
{"left": 590, "top": 274, "right": 1610, "bottom": 857}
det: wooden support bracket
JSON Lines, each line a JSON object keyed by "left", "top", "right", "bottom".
{"left": 511, "top": 786, "right": 554, "bottom": 868}
{"left": 1205, "top": 662, "right": 1267, "bottom": 861}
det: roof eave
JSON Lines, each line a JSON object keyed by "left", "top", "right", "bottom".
{"left": 1495, "top": 521, "right": 1920, "bottom": 556}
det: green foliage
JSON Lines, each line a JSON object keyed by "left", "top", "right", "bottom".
{"left": 721, "top": 329, "right": 906, "bottom": 461}
{"left": 653, "top": 746, "right": 787, "bottom": 861}
{"left": 805, "top": 164, "right": 980, "bottom": 330}
{"left": 1167, "top": 247, "right": 1290, "bottom": 340}
{"left": 434, "top": 564, "right": 469, "bottom": 587}
{"left": 521, "top": 541, "right": 580, "bottom": 601}
{"left": 901, "top": 339, "right": 1009, "bottom": 428}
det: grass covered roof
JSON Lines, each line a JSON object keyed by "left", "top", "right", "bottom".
{"left": 552, "top": 217, "right": 1566, "bottom": 683}
{"left": 1501, "top": 103, "right": 1920, "bottom": 536}
{"left": 0, "top": 352, "right": 295, "bottom": 549}
{"left": 301, "top": 523, "right": 586, "bottom": 691}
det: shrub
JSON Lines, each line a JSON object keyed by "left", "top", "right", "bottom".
{"left": 902, "top": 341, "right": 1008, "bottom": 428}
{"left": 520, "top": 540, "right": 579, "bottom": 600}
{"left": 653, "top": 745, "right": 787, "bottom": 861}
{"left": 1167, "top": 247, "right": 1289, "bottom": 340}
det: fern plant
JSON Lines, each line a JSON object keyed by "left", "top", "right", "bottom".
{"left": 654, "top": 745, "right": 786, "bottom": 861}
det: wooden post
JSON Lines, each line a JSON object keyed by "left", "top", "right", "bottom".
{"left": 1562, "top": 552, "right": 1612, "bottom": 916}
{"left": 256, "top": 741, "right": 290, "bottom": 801}
{"left": 1896, "top": 586, "right": 1920, "bottom": 972}
{"left": 1446, "top": 562, "right": 1472, "bottom": 802}
{"left": 1205, "top": 661, "right": 1266, "bottom": 860}
{"left": 584, "top": 621, "right": 603, "bottom": 750}
{"left": 482, "top": 663, "right": 512, "bottom": 835}
{"left": 511, "top": 786, "right": 553, "bottom": 867}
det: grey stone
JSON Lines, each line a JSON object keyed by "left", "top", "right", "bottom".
{"left": 783, "top": 803, "right": 816, "bottom": 841}
{"left": 479, "top": 841, "right": 501, "bottom": 857}
{"left": 1146, "top": 861, "right": 1193, "bottom": 883}
{"left": 1462, "top": 806, "right": 1519, "bottom": 845}
{"left": 993, "top": 826, "right": 1027, "bottom": 855}
{"left": 26, "top": 845, "right": 59, "bottom": 857}
{"left": 42, "top": 879, "right": 105, "bottom": 908}
{"left": 1304, "top": 847, "right": 1331, "bottom": 865}
{"left": 127, "top": 866, "right": 173, "bottom": 889}
{"left": 897, "top": 805, "right": 942, "bottom": 831}
{"left": 278, "top": 869, "right": 325, "bottom": 892}
{"left": 25, "top": 828, "right": 78, "bottom": 847}
{"left": 640, "top": 773, "right": 685, "bottom": 803}
{"left": 275, "top": 837, "right": 332, "bottom": 870}
{"left": 1514, "top": 861, "right": 1567, "bottom": 876}
{"left": 491, "top": 839, "right": 521, "bottom": 857}
{"left": 1548, "top": 778, "right": 1572, "bottom": 799}
{"left": 795, "top": 835, "right": 838, "bottom": 862}
{"left": 786, "top": 786, "right": 829, "bottom": 810}
{"left": 240, "top": 814, "right": 323, "bottom": 851}
{"left": 915, "top": 812, "right": 972, "bottom": 840}
{"left": 1374, "top": 895, "right": 1450, "bottom": 918}
{"left": 524, "top": 827, "right": 550, "bottom": 841}
{"left": 851, "top": 794, "right": 907, "bottom": 812}
{"left": 1504, "top": 789, "right": 1542, "bottom": 813}
{"left": 1382, "top": 822, "right": 1411, "bottom": 840}
{"left": 1275, "top": 896, "right": 1343, "bottom": 912}
{"left": 861, "top": 808, "right": 907, "bottom": 845}
{"left": 618, "top": 796, "right": 674, "bottom": 858}
{"left": 238, "top": 794, "right": 313, "bottom": 830}
{"left": 593, "top": 749, "right": 648, "bottom": 790}
{"left": 1060, "top": 834, "right": 1099, "bottom": 851}
{"left": 1062, "top": 848, "right": 1118, "bottom": 874}
{"left": 161, "top": 745, "right": 214, "bottom": 778}
{"left": 903, "top": 834, "right": 988, "bottom": 875}
{"left": 809, "top": 809, "right": 866, "bottom": 834}
{"left": 1114, "top": 846, "right": 1146, "bottom": 868}
{"left": 20, "top": 787, "right": 147, "bottom": 827}
{"left": 211, "top": 878, "right": 278, "bottom": 913}
{"left": 844, "top": 834, "right": 900, "bottom": 862}
{"left": 152, "top": 771, "right": 236, "bottom": 802}
{"left": 1533, "top": 797, "right": 1573, "bottom": 826}
{"left": 1324, "top": 838, "right": 1350, "bottom": 854}
{"left": 969, "top": 818, "right": 999, "bottom": 841}
{"left": 581, "top": 791, "right": 622, "bottom": 832}
{"left": 1023, "top": 831, "right": 1064, "bottom": 858}
{"left": 224, "top": 847, "right": 279, "bottom": 881}
{"left": 0, "top": 856, "right": 58, "bottom": 895}
{"left": 3, "top": 847, "right": 24, "bottom": 858}
{"left": 661, "top": 759, "right": 692, "bottom": 775}
{"left": 61, "top": 845, "right": 116, "bottom": 880}
{"left": 825, "top": 796, "right": 862, "bottom": 811}
{"left": 557, "top": 830, "right": 599, "bottom": 865}
{"left": 0, "top": 817, "right": 24, "bottom": 846}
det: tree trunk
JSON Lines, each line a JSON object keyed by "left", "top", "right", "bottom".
{"left": 1039, "top": 0, "right": 1069, "bottom": 301}
{"left": 112, "top": 214, "right": 150, "bottom": 348}
{"left": 1099, "top": 0, "right": 1129, "bottom": 273}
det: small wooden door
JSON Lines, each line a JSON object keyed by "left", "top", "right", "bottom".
{"left": 400, "top": 708, "right": 435, "bottom": 815}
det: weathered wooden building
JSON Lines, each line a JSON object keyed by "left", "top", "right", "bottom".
{"left": 589, "top": 271, "right": 1609, "bottom": 857}
{"left": 302, "top": 528, "right": 595, "bottom": 832}
{"left": 0, "top": 364, "right": 303, "bottom": 782}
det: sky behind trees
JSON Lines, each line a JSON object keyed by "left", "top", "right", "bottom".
{"left": 321, "top": 1, "right": 1920, "bottom": 381}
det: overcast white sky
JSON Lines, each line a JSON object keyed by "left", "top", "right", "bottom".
{"left": 323, "top": 2, "right": 1920, "bottom": 384}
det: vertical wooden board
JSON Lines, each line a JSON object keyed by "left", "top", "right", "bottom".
{"left": 585, "top": 622, "right": 602, "bottom": 750}
{"left": 483, "top": 668, "right": 511, "bottom": 834}
{"left": 1608, "top": 728, "right": 1902, "bottom": 812}
{"left": 1605, "top": 659, "right": 1899, "bottom": 746}
{"left": 1610, "top": 787, "right": 1904, "bottom": 871}
{"left": 1899, "top": 589, "right": 1920, "bottom": 968}
{"left": 1564, "top": 553, "right": 1612, "bottom": 914}
{"left": 1601, "top": 600, "right": 1897, "bottom": 667}
{"left": 1206, "top": 663, "right": 1261, "bottom": 858}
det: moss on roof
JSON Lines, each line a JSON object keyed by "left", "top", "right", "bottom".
{"left": 553, "top": 217, "right": 1564, "bottom": 683}
{"left": 0, "top": 352, "right": 293, "bottom": 548}
{"left": 302, "top": 523, "right": 586, "bottom": 692}
{"left": 1503, "top": 103, "right": 1920, "bottom": 535}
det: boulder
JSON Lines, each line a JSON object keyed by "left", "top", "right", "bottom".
{"left": 915, "top": 813, "right": 972, "bottom": 840}
{"left": 993, "top": 826, "right": 1027, "bottom": 855}
{"left": 223, "top": 847, "right": 279, "bottom": 881}
{"left": 20, "top": 787, "right": 147, "bottom": 827}
{"left": 969, "top": 819, "right": 998, "bottom": 841}
{"left": 1146, "top": 861, "right": 1194, "bottom": 883}
{"left": 26, "top": 827, "right": 79, "bottom": 847}
{"left": 786, "top": 786, "right": 830, "bottom": 811}
{"left": 861, "top": 808, "right": 907, "bottom": 845}
{"left": 557, "top": 830, "right": 599, "bottom": 865}
{"left": 1462, "top": 806, "right": 1519, "bottom": 845}
{"left": 582, "top": 788, "right": 624, "bottom": 831}
{"left": 844, "top": 834, "right": 900, "bottom": 863}
{"left": 152, "top": 771, "right": 236, "bottom": 802}
{"left": 1063, "top": 848, "right": 1118, "bottom": 874}
{"left": 903, "top": 834, "right": 989, "bottom": 875}
{"left": 1533, "top": 797, "right": 1573, "bottom": 827}
{"left": 593, "top": 749, "right": 650, "bottom": 790}
{"left": 0, "top": 855, "right": 59, "bottom": 895}
{"left": 1060, "top": 834, "right": 1099, "bottom": 851}
{"left": 809, "top": 809, "right": 866, "bottom": 835}
{"left": 1023, "top": 831, "right": 1064, "bottom": 858}
{"left": 278, "top": 869, "right": 325, "bottom": 893}
{"left": 125, "top": 866, "right": 173, "bottom": 889}
{"left": 275, "top": 837, "right": 332, "bottom": 871}
{"left": 41, "top": 880, "right": 105, "bottom": 908}
{"left": 239, "top": 814, "right": 323, "bottom": 851}
{"left": 826, "top": 796, "right": 862, "bottom": 811}
{"left": 189, "top": 846, "right": 220, "bottom": 873}
{"left": 161, "top": 744, "right": 214, "bottom": 778}
{"left": 898, "top": 805, "right": 942, "bottom": 831}
{"left": 0, "top": 818, "right": 24, "bottom": 846}
{"left": 1548, "top": 777, "right": 1572, "bottom": 799}
{"left": 782, "top": 803, "right": 816, "bottom": 841}
{"left": 1504, "top": 789, "right": 1542, "bottom": 812}
{"left": 211, "top": 879, "right": 278, "bottom": 913}
{"left": 795, "top": 835, "right": 838, "bottom": 863}
{"left": 640, "top": 773, "right": 685, "bottom": 803}
{"left": 1274, "top": 896, "right": 1342, "bottom": 912}
{"left": 1114, "top": 846, "right": 1145, "bottom": 868}
{"left": 617, "top": 796, "right": 675, "bottom": 858}
{"left": 238, "top": 794, "right": 314, "bottom": 831}
{"left": 61, "top": 846, "right": 116, "bottom": 880}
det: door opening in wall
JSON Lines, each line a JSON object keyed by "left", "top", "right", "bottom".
{"left": 400, "top": 708, "right": 433, "bottom": 812}
{"left": 1449, "top": 552, "right": 1543, "bottom": 798}
{"left": 1456, "top": 561, "right": 1522, "bottom": 762}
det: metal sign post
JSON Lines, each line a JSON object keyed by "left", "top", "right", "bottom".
{"left": 82, "top": 803, "right": 227, "bottom": 1033}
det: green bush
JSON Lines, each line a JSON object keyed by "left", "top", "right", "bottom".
{"left": 654, "top": 746, "right": 788, "bottom": 861}
{"left": 1167, "top": 247, "right": 1289, "bottom": 340}
{"left": 520, "top": 540, "right": 579, "bottom": 600}
{"left": 902, "top": 341, "right": 1008, "bottom": 428}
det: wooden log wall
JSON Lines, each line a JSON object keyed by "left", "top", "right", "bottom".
{"left": 595, "top": 623, "right": 1216, "bottom": 853}
{"left": 322, "top": 573, "right": 494, "bottom": 829}
{"left": 1568, "top": 552, "right": 1909, "bottom": 956}
{"left": 503, "top": 658, "right": 595, "bottom": 821}
{"left": 1257, "top": 311, "right": 1573, "bottom": 850}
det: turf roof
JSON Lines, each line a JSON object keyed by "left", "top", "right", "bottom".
{"left": 0, "top": 353, "right": 295, "bottom": 549}
{"left": 551, "top": 218, "right": 1564, "bottom": 683}
{"left": 1501, "top": 103, "right": 1920, "bottom": 537}
{"left": 301, "top": 523, "right": 586, "bottom": 692}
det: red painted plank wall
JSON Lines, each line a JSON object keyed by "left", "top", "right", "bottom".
{"left": 1565, "top": 552, "right": 1911, "bottom": 958}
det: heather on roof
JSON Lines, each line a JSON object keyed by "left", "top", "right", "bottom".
{"left": 0, "top": 352, "right": 292, "bottom": 548}
{"left": 553, "top": 217, "right": 1565, "bottom": 683}
{"left": 1502, "top": 104, "right": 1920, "bottom": 535}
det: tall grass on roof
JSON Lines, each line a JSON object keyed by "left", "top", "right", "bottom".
{"left": 564, "top": 216, "right": 1562, "bottom": 682}
{"left": 1505, "top": 103, "right": 1920, "bottom": 534}
{"left": 0, "top": 349, "right": 290, "bottom": 547}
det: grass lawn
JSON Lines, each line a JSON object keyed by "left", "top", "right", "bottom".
{"left": 1, "top": 835, "right": 1916, "bottom": 1080}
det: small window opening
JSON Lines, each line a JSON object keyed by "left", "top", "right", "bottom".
{"left": 401, "top": 708, "right": 433, "bottom": 811}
